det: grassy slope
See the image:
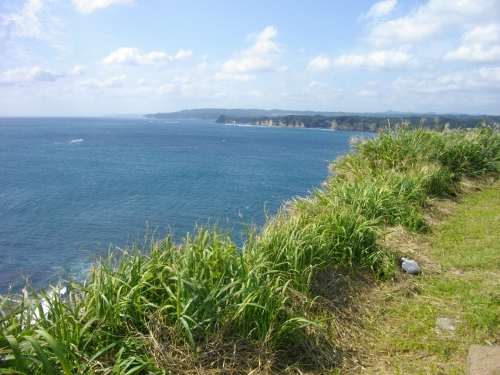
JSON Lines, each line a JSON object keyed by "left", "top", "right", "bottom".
{"left": 351, "top": 181, "right": 500, "bottom": 374}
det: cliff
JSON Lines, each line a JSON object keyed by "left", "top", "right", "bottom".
{"left": 215, "top": 114, "right": 500, "bottom": 132}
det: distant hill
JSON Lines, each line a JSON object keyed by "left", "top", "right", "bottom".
{"left": 144, "top": 108, "right": 496, "bottom": 120}
{"left": 144, "top": 108, "right": 345, "bottom": 120}
{"left": 143, "top": 108, "right": 500, "bottom": 132}
{"left": 142, "top": 108, "right": 431, "bottom": 120}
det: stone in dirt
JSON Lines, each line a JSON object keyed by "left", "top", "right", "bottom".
{"left": 401, "top": 257, "right": 420, "bottom": 274}
{"left": 435, "top": 317, "right": 457, "bottom": 335}
{"left": 466, "top": 345, "right": 500, "bottom": 375}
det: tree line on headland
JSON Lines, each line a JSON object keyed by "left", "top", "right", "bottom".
{"left": 144, "top": 108, "right": 500, "bottom": 132}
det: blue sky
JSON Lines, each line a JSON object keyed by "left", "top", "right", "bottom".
{"left": 1, "top": 0, "right": 499, "bottom": 116}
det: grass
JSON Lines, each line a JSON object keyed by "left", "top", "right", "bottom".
{"left": 1, "top": 124, "right": 499, "bottom": 374}
{"left": 346, "top": 180, "right": 500, "bottom": 374}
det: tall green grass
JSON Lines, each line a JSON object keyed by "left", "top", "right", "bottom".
{"left": 1, "top": 125, "right": 499, "bottom": 374}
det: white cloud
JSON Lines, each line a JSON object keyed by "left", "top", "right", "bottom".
{"left": 103, "top": 74, "right": 127, "bottom": 87}
{"left": 78, "top": 74, "right": 127, "bottom": 89}
{"left": 156, "top": 84, "right": 175, "bottom": 94}
{"left": 365, "top": 14, "right": 441, "bottom": 47}
{"left": 445, "top": 46, "right": 500, "bottom": 64}
{"left": 213, "top": 92, "right": 227, "bottom": 99}
{"left": 362, "top": 0, "right": 397, "bottom": 20}
{"left": 69, "top": 65, "right": 86, "bottom": 75}
{"left": 102, "top": 47, "right": 192, "bottom": 66}
{"left": 0, "top": 66, "right": 62, "bottom": 85}
{"left": 334, "top": 50, "right": 416, "bottom": 70}
{"left": 444, "top": 24, "right": 500, "bottom": 63}
{"left": 172, "top": 76, "right": 190, "bottom": 84}
{"left": 247, "top": 90, "right": 262, "bottom": 98}
{"left": 248, "top": 26, "right": 282, "bottom": 54}
{"left": 356, "top": 90, "right": 379, "bottom": 97}
{"left": 214, "top": 72, "right": 255, "bottom": 82}
{"left": 216, "top": 26, "right": 284, "bottom": 80}
{"left": 78, "top": 78, "right": 100, "bottom": 89}
{"left": 391, "top": 68, "right": 500, "bottom": 95}
{"left": 309, "top": 81, "right": 327, "bottom": 88}
{"left": 308, "top": 55, "right": 332, "bottom": 73}
{"left": 302, "top": 81, "right": 341, "bottom": 102}
{"left": 276, "top": 65, "right": 289, "bottom": 73}
{"left": 73, "top": 0, "right": 133, "bottom": 14}
{"left": 309, "top": 50, "right": 415, "bottom": 72}
{"left": 476, "top": 67, "right": 500, "bottom": 82}
{"left": 31, "top": 66, "right": 61, "bottom": 81}
{"left": 0, "top": 0, "right": 64, "bottom": 51}
{"left": 364, "top": 0, "right": 500, "bottom": 47}
{"left": 174, "top": 49, "right": 193, "bottom": 59}
{"left": 137, "top": 82, "right": 176, "bottom": 95}
{"left": 2, "top": 0, "right": 44, "bottom": 40}
{"left": 196, "top": 61, "right": 209, "bottom": 71}
{"left": 222, "top": 56, "right": 268, "bottom": 73}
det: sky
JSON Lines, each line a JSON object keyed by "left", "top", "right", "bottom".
{"left": 0, "top": 0, "right": 499, "bottom": 116}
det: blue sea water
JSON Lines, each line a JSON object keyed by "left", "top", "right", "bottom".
{"left": 0, "top": 117, "right": 367, "bottom": 294}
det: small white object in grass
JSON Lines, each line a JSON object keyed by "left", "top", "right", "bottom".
{"left": 401, "top": 257, "right": 420, "bottom": 274}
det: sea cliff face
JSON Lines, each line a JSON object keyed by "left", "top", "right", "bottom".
{"left": 215, "top": 114, "right": 500, "bottom": 132}
{"left": 215, "top": 115, "right": 386, "bottom": 132}
{"left": 252, "top": 119, "right": 305, "bottom": 128}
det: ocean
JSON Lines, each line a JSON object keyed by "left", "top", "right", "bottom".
{"left": 0, "top": 117, "right": 368, "bottom": 294}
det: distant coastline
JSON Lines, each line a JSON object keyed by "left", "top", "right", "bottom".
{"left": 143, "top": 108, "right": 500, "bottom": 132}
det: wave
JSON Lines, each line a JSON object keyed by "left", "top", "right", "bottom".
{"left": 70, "top": 139, "right": 83, "bottom": 143}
